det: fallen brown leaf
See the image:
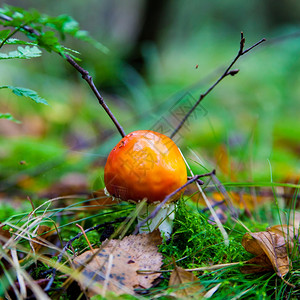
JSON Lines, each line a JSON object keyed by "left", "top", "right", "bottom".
{"left": 267, "top": 224, "right": 300, "bottom": 258}
{"left": 241, "top": 231, "right": 291, "bottom": 277}
{"left": 241, "top": 253, "right": 274, "bottom": 274}
{"left": 267, "top": 225, "right": 299, "bottom": 246}
{"left": 0, "top": 223, "right": 11, "bottom": 245}
{"left": 169, "top": 266, "right": 204, "bottom": 299}
{"left": 73, "top": 231, "right": 163, "bottom": 296}
{"left": 31, "top": 225, "right": 55, "bottom": 253}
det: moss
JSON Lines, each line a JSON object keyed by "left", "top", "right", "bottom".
{"left": 159, "top": 199, "right": 250, "bottom": 269}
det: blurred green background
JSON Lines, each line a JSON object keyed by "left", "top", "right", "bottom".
{"left": 1, "top": 0, "right": 300, "bottom": 199}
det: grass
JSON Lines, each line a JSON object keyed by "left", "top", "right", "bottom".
{"left": 1, "top": 184, "right": 299, "bottom": 299}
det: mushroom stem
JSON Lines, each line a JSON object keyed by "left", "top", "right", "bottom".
{"left": 137, "top": 203, "right": 175, "bottom": 238}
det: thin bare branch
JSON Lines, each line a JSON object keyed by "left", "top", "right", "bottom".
{"left": 170, "top": 33, "right": 266, "bottom": 138}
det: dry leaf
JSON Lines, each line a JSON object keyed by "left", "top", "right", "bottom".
{"left": 267, "top": 225, "right": 299, "bottom": 245}
{"left": 169, "top": 266, "right": 204, "bottom": 299}
{"left": 73, "top": 246, "right": 139, "bottom": 296}
{"left": 241, "top": 231, "right": 291, "bottom": 277}
{"left": 241, "top": 232, "right": 265, "bottom": 256}
{"left": 267, "top": 224, "right": 300, "bottom": 258}
{"left": 0, "top": 223, "right": 11, "bottom": 245}
{"left": 104, "top": 230, "right": 162, "bottom": 289}
{"left": 73, "top": 231, "right": 163, "bottom": 296}
{"left": 241, "top": 253, "right": 273, "bottom": 274}
{"left": 31, "top": 225, "right": 55, "bottom": 253}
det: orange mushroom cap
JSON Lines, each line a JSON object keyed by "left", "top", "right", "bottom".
{"left": 104, "top": 130, "right": 187, "bottom": 204}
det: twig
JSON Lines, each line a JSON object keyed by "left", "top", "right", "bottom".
{"left": 170, "top": 32, "right": 266, "bottom": 138}
{"left": 27, "top": 196, "right": 37, "bottom": 218}
{"left": 75, "top": 223, "right": 94, "bottom": 252}
{"left": 137, "top": 261, "right": 244, "bottom": 274}
{"left": 0, "top": 13, "right": 126, "bottom": 138}
{"left": 133, "top": 175, "right": 201, "bottom": 235}
{"left": 63, "top": 55, "right": 126, "bottom": 137}
{"left": 44, "top": 217, "right": 125, "bottom": 292}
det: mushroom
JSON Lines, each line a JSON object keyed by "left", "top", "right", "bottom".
{"left": 104, "top": 130, "right": 187, "bottom": 238}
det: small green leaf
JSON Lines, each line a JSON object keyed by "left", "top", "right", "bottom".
{"left": 0, "top": 7, "right": 108, "bottom": 55}
{"left": 0, "top": 85, "right": 48, "bottom": 105}
{"left": 0, "top": 38, "right": 37, "bottom": 46}
{"left": 0, "top": 45, "right": 42, "bottom": 59}
{"left": 0, "top": 113, "right": 21, "bottom": 123}
{"left": 37, "top": 30, "right": 60, "bottom": 53}
{"left": 0, "top": 5, "right": 40, "bottom": 27}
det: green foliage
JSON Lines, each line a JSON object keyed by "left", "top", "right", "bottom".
{"left": 0, "top": 4, "right": 108, "bottom": 120}
{"left": 41, "top": 14, "right": 108, "bottom": 53}
{"left": 0, "top": 5, "right": 108, "bottom": 57}
{"left": 0, "top": 45, "right": 42, "bottom": 59}
{"left": 0, "top": 85, "right": 48, "bottom": 105}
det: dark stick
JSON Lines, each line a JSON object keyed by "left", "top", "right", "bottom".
{"left": 44, "top": 217, "right": 126, "bottom": 292}
{"left": 0, "top": 13, "right": 126, "bottom": 138}
{"left": 133, "top": 175, "right": 201, "bottom": 235}
{"left": 64, "top": 55, "right": 126, "bottom": 137}
{"left": 170, "top": 32, "right": 266, "bottom": 138}
{"left": 187, "top": 169, "right": 216, "bottom": 180}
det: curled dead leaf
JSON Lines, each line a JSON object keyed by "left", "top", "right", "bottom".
{"left": 0, "top": 223, "right": 11, "bottom": 245}
{"left": 31, "top": 225, "right": 56, "bottom": 253}
{"left": 241, "top": 231, "right": 291, "bottom": 277}
{"left": 267, "top": 225, "right": 299, "bottom": 251}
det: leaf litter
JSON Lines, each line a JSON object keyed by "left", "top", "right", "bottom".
{"left": 241, "top": 224, "right": 299, "bottom": 282}
{"left": 168, "top": 266, "right": 205, "bottom": 299}
{"left": 73, "top": 230, "right": 163, "bottom": 296}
